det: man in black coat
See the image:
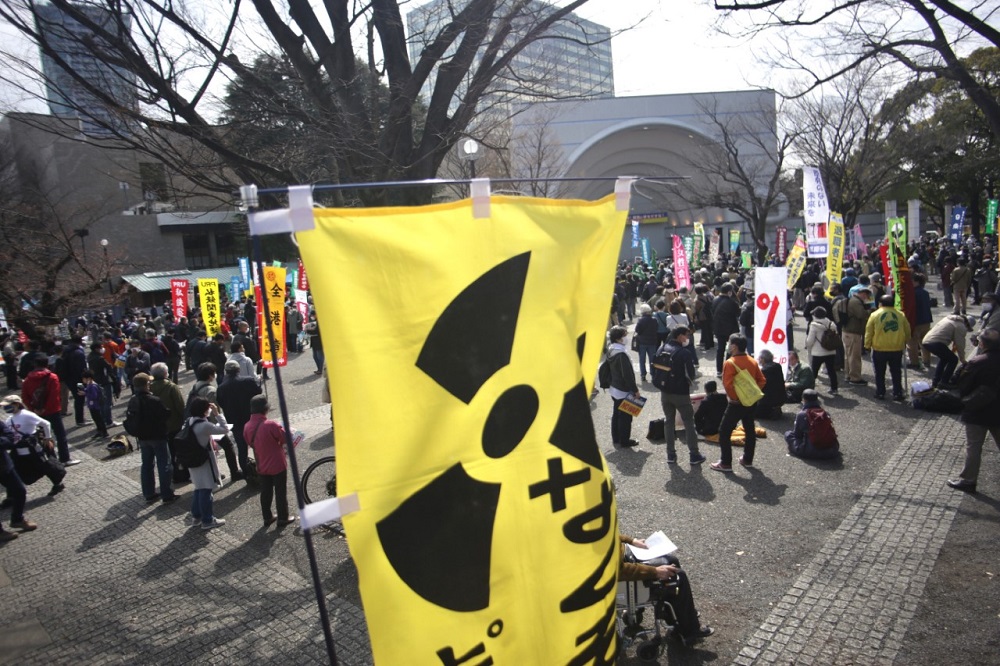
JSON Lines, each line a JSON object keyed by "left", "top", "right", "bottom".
{"left": 216, "top": 360, "right": 263, "bottom": 474}
{"left": 755, "top": 349, "right": 787, "bottom": 419}
{"left": 948, "top": 329, "right": 1000, "bottom": 492}
{"left": 711, "top": 284, "right": 741, "bottom": 375}
{"left": 61, "top": 336, "right": 88, "bottom": 426}
{"left": 205, "top": 334, "right": 228, "bottom": 375}
{"left": 187, "top": 330, "right": 209, "bottom": 371}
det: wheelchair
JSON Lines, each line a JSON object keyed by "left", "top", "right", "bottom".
{"left": 616, "top": 577, "right": 685, "bottom": 662}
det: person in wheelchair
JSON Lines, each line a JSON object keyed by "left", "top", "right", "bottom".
{"left": 619, "top": 534, "right": 714, "bottom": 643}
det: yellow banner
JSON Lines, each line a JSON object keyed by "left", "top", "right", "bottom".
{"left": 825, "top": 213, "right": 845, "bottom": 298}
{"left": 197, "top": 279, "right": 221, "bottom": 338}
{"left": 785, "top": 236, "right": 808, "bottom": 291}
{"left": 298, "top": 195, "right": 626, "bottom": 664}
{"left": 259, "top": 267, "right": 287, "bottom": 368}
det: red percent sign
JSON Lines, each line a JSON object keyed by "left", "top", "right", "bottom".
{"left": 756, "top": 293, "right": 785, "bottom": 344}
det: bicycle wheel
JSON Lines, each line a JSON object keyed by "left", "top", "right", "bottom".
{"left": 301, "top": 455, "right": 337, "bottom": 505}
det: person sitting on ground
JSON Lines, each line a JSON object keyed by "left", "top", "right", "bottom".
{"left": 694, "top": 380, "right": 727, "bottom": 436}
{"left": 785, "top": 389, "right": 840, "bottom": 460}
{"left": 784, "top": 351, "right": 815, "bottom": 404}
{"left": 755, "top": 349, "right": 786, "bottom": 419}
{"left": 618, "top": 533, "right": 713, "bottom": 643}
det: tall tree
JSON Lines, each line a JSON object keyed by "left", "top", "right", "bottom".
{"left": 0, "top": 0, "right": 609, "bottom": 206}
{"left": 788, "top": 65, "right": 911, "bottom": 228}
{"left": 713, "top": 0, "right": 1000, "bottom": 141}
{"left": 895, "top": 47, "right": 1000, "bottom": 237}
{"left": 670, "top": 94, "right": 795, "bottom": 264}
{"left": 0, "top": 137, "right": 123, "bottom": 333}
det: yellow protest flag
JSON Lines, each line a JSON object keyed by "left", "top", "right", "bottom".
{"left": 785, "top": 236, "right": 808, "bottom": 291}
{"left": 259, "top": 267, "right": 287, "bottom": 368}
{"left": 197, "top": 279, "right": 221, "bottom": 337}
{"left": 825, "top": 213, "right": 845, "bottom": 298}
{"left": 298, "top": 194, "right": 626, "bottom": 664}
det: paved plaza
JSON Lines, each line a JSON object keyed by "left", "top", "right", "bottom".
{"left": 1, "top": 317, "right": 998, "bottom": 665}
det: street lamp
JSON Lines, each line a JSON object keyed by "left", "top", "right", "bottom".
{"left": 100, "top": 238, "right": 112, "bottom": 294}
{"left": 460, "top": 138, "right": 479, "bottom": 179}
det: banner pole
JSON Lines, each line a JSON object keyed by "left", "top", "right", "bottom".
{"left": 250, "top": 208, "right": 339, "bottom": 666}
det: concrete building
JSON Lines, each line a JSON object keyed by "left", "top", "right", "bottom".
{"left": 513, "top": 90, "right": 789, "bottom": 261}
{"left": 406, "top": 0, "right": 614, "bottom": 108}
{"left": 35, "top": 3, "right": 137, "bottom": 137}
{"left": 0, "top": 112, "right": 244, "bottom": 308}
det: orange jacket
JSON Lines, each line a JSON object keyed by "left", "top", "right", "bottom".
{"left": 722, "top": 353, "right": 766, "bottom": 403}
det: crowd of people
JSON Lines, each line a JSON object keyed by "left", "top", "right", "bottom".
{"left": 604, "top": 234, "right": 1000, "bottom": 488}
{"left": 0, "top": 293, "right": 324, "bottom": 541}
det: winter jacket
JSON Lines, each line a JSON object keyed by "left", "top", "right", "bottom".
{"left": 21, "top": 368, "right": 61, "bottom": 415}
{"left": 864, "top": 306, "right": 911, "bottom": 352}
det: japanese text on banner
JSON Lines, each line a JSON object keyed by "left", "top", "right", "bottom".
{"left": 729, "top": 229, "right": 741, "bottom": 253}
{"left": 775, "top": 226, "right": 788, "bottom": 263}
{"left": 197, "top": 279, "right": 221, "bottom": 337}
{"left": 785, "top": 236, "right": 808, "bottom": 291}
{"left": 754, "top": 267, "right": 789, "bottom": 376}
{"left": 259, "top": 268, "right": 287, "bottom": 368}
{"left": 803, "top": 166, "right": 830, "bottom": 258}
{"left": 297, "top": 194, "right": 626, "bottom": 664}
{"left": 825, "top": 214, "right": 845, "bottom": 298}
{"left": 170, "top": 279, "right": 189, "bottom": 321}
{"left": 709, "top": 231, "right": 720, "bottom": 263}
{"left": 673, "top": 235, "right": 691, "bottom": 290}
{"left": 297, "top": 258, "right": 309, "bottom": 291}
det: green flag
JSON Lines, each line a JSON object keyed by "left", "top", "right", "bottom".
{"left": 987, "top": 199, "right": 998, "bottom": 235}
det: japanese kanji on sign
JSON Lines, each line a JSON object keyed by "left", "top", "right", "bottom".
{"left": 258, "top": 267, "right": 288, "bottom": 368}
{"left": 170, "top": 279, "right": 189, "bottom": 321}
{"left": 197, "top": 279, "right": 221, "bottom": 337}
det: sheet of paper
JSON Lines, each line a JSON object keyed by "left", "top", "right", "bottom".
{"left": 626, "top": 530, "right": 678, "bottom": 561}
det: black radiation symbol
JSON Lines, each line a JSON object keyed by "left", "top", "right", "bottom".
{"left": 375, "top": 252, "right": 603, "bottom": 612}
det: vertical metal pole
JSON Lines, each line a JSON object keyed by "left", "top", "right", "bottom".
{"left": 250, "top": 219, "right": 339, "bottom": 666}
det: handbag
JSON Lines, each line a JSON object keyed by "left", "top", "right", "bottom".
{"left": 646, "top": 418, "right": 666, "bottom": 442}
{"left": 631, "top": 335, "right": 639, "bottom": 351}
{"left": 728, "top": 360, "right": 764, "bottom": 406}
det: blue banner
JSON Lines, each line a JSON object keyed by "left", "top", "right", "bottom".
{"left": 631, "top": 220, "right": 640, "bottom": 248}
{"left": 950, "top": 206, "right": 966, "bottom": 242}
{"left": 238, "top": 256, "right": 251, "bottom": 289}
{"left": 229, "top": 276, "right": 241, "bottom": 301}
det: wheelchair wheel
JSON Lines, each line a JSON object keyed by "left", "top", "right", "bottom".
{"left": 301, "top": 455, "right": 337, "bottom": 505}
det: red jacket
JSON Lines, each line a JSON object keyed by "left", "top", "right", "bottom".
{"left": 22, "top": 368, "right": 62, "bottom": 415}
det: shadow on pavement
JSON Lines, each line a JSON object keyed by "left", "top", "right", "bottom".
{"left": 137, "top": 532, "right": 213, "bottom": 580}
{"left": 606, "top": 447, "right": 653, "bottom": 476}
{"left": 724, "top": 469, "right": 788, "bottom": 506}
{"left": 664, "top": 466, "right": 716, "bottom": 503}
{"left": 77, "top": 496, "right": 158, "bottom": 553}
{"left": 213, "top": 526, "right": 282, "bottom": 576}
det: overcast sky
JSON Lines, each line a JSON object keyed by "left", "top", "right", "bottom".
{"left": 573, "top": 0, "right": 772, "bottom": 97}
{"left": 0, "top": 0, "right": 773, "bottom": 113}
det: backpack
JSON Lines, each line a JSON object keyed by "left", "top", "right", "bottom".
{"left": 172, "top": 418, "right": 209, "bottom": 468}
{"left": 597, "top": 357, "right": 613, "bottom": 389}
{"left": 818, "top": 322, "right": 841, "bottom": 351}
{"left": 805, "top": 407, "right": 839, "bottom": 449}
{"left": 31, "top": 374, "right": 51, "bottom": 413}
{"left": 123, "top": 395, "right": 142, "bottom": 437}
{"left": 832, "top": 297, "right": 849, "bottom": 326}
{"left": 651, "top": 346, "right": 683, "bottom": 391}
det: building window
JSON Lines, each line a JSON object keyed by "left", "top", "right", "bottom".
{"left": 183, "top": 233, "right": 211, "bottom": 269}
{"left": 214, "top": 232, "right": 239, "bottom": 267}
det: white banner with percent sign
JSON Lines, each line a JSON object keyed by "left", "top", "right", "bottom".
{"left": 754, "top": 267, "right": 790, "bottom": 377}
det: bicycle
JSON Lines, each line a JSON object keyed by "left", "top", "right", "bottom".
{"left": 300, "top": 455, "right": 340, "bottom": 530}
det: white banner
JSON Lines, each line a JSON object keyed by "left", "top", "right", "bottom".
{"left": 803, "top": 166, "right": 830, "bottom": 258}
{"left": 753, "top": 267, "right": 790, "bottom": 378}
{"left": 907, "top": 199, "right": 921, "bottom": 245}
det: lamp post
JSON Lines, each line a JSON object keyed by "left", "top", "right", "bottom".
{"left": 100, "top": 238, "right": 111, "bottom": 294}
{"left": 460, "top": 138, "right": 479, "bottom": 180}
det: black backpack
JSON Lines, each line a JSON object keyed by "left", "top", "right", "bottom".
{"left": 818, "top": 322, "right": 841, "bottom": 351}
{"left": 651, "top": 346, "right": 682, "bottom": 391}
{"left": 123, "top": 395, "right": 142, "bottom": 437}
{"left": 172, "top": 418, "right": 209, "bottom": 468}
{"left": 597, "top": 358, "right": 613, "bottom": 389}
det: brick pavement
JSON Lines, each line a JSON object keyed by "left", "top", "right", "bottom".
{"left": 733, "top": 413, "right": 968, "bottom": 665}
{"left": 0, "top": 405, "right": 371, "bottom": 666}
